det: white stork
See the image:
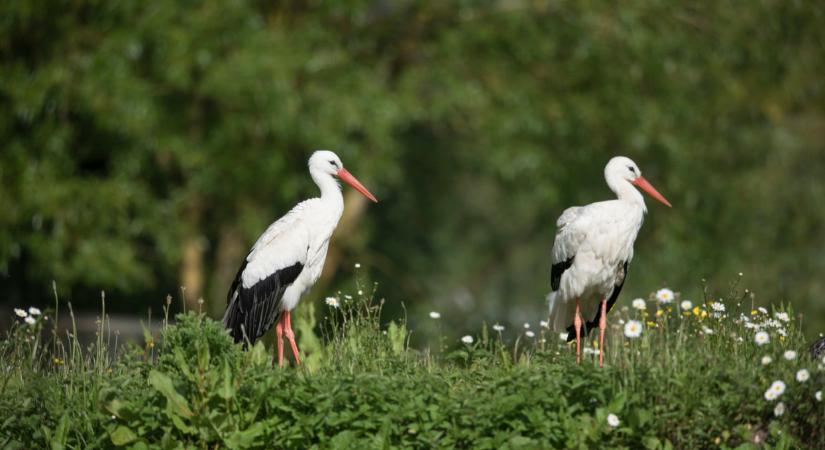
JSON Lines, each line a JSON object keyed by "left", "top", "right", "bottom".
{"left": 547, "top": 156, "right": 671, "bottom": 366}
{"left": 222, "top": 150, "right": 377, "bottom": 366}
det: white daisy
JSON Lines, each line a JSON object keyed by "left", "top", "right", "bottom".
{"left": 354, "top": 263, "right": 361, "bottom": 268}
{"left": 655, "top": 289, "right": 674, "bottom": 304}
{"left": 754, "top": 331, "right": 769, "bottom": 346}
{"left": 680, "top": 300, "right": 693, "bottom": 311}
{"left": 765, "top": 380, "right": 786, "bottom": 400}
{"left": 631, "top": 298, "right": 647, "bottom": 310}
{"left": 701, "top": 326, "right": 714, "bottom": 335}
{"left": 774, "top": 312, "right": 790, "bottom": 322}
{"left": 357, "top": 290, "right": 364, "bottom": 296}
{"left": 28, "top": 307, "right": 42, "bottom": 316}
{"left": 764, "top": 390, "right": 777, "bottom": 401}
{"left": 623, "top": 320, "right": 642, "bottom": 339}
{"left": 324, "top": 297, "right": 340, "bottom": 308}
{"left": 559, "top": 332, "right": 569, "bottom": 341}
{"left": 761, "top": 356, "right": 773, "bottom": 365}
{"left": 757, "top": 307, "right": 768, "bottom": 314}
{"left": 24, "top": 316, "right": 36, "bottom": 325}
{"left": 606, "top": 413, "right": 620, "bottom": 427}
{"left": 14, "top": 308, "right": 27, "bottom": 318}
{"left": 539, "top": 320, "right": 549, "bottom": 328}
{"left": 783, "top": 350, "right": 797, "bottom": 360}
{"left": 816, "top": 391, "right": 822, "bottom": 402}
{"left": 710, "top": 302, "right": 725, "bottom": 312}
{"left": 429, "top": 311, "right": 441, "bottom": 319}
{"left": 461, "top": 335, "right": 474, "bottom": 344}
{"left": 796, "top": 369, "right": 810, "bottom": 382}
{"left": 773, "top": 402, "right": 785, "bottom": 417}
{"left": 492, "top": 324, "right": 505, "bottom": 332}
{"left": 777, "top": 328, "right": 787, "bottom": 337}
{"left": 525, "top": 330, "right": 535, "bottom": 338}
{"left": 523, "top": 322, "right": 530, "bottom": 329}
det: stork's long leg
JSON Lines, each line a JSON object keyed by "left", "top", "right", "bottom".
{"left": 283, "top": 310, "right": 302, "bottom": 365}
{"left": 599, "top": 298, "right": 607, "bottom": 368}
{"left": 275, "top": 317, "right": 285, "bottom": 367}
{"left": 574, "top": 299, "right": 582, "bottom": 364}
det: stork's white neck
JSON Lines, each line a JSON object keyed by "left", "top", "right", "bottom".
{"left": 310, "top": 168, "right": 344, "bottom": 207}
{"left": 606, "top": 173, "right": 647, "bottom": 213}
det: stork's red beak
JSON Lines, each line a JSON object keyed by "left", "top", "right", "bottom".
{"left": 632, "top": 176, "right": 672, "bottom": 207}
{"left": 337, "top": 168, "right": 378, "bottom": 203}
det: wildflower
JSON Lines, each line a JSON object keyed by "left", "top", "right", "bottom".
{"left": 559, "top": 332, "right": 568, "bottom": 341}
{"left": 776, "top": 328, "right": 787, "bottom": 337}
{"left": 764, "top": 380, "right": 786, "bottom": 401}
{"left": 623, "top": 320, "right": 642, "bottom": 339}
{"left": 525, "top": 331, "right": 535, "bottom": 338}
{"left": 325, "top": 297, "right": 340, "bottom": 308}
{"left": 680, "top": 300, "right": 693, "bottom": 311}
{"left": 796, "top": 369, "right": 810, "bottom": 382}
{"left": 357, "top": 290, "right": 364, "bottom": 296}
{"left": 24, "top": 316, "right": 36, "bottom": 325}
{"left": 773, "top": 402, "right": 785, "bottom": 417}
{"left": 28, "top": 307, "right": 41, "bottom": 316}
{"left": 429, "top": 311, "right": 441, "bottom": 319}
{"left": 655, "top": 288, "right": 674, "bottom": 304}
{"left": 493, "top": 324, "right": 505, "bottom": 332}
{"left": 606, "top": 413, "right": 620, "bottom": 428}
{"left": 816, "top": 391, "right": 822, "bottom": 402}
{"left": 758, "top": 307, "right": 768, "bottom": 314}
{"left": 354, "top": 263, "right": 361, "bottom": 268}
{"left": 710, "top": 302, "right": 725, "bottom": 312}
{"left": 540, "top": 320, "right": 549, "bottom": 328}
{"left": 774, "top": 312, "right": 789, "bottom": 322}
{"left": 744, "top": 322, "right": 759, "bottom": 330}
{"left": 761, "top": 356, "right": 772, "bottom": 365}
{"left": 344, "top": 294, "right": 353, "bottom": 300}
{"left": 700, "top": 310, "right": 708, "bottom": 319}
{"left": 461, "top": 335, "right": 474, "bottom": 344}
{"left": 632, "top": 298, "right": 646, "bottom": 310}
{"left": 523, "top": 322, "right": 530, "bottom": 329}
{"left": 14, "top": 308, "right": 27, "bottom": 318}
{"left": 583, "top": 347, "right": 601, "bottom": 355}
{"left": 701, "top": 326, "right": 713, "bottom": 335}
{"left": 754, "top": 331, "right": 769, "bottom": 346}
{"left": 783, "top": 350, "right": 797, "bottom": 360}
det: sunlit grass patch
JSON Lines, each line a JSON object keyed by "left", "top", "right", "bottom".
{"left": 0, "top": 277, "right": 822, "bottom": 448}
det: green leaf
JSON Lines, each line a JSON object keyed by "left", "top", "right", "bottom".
{"left": 148, "top": 370, "right": 193, "bottom": 418}
{"left": 217, "top": 359, "right": 235, "bottom": 400}
{"left": 110, "top": 425, "right": 138, "bottom": 446}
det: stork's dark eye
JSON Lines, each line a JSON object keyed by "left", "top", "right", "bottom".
{"left": 628, "top": 166, "right": 636, "bottom": 174}
{"left": 329, "top": 160, "right": 339, "bottom": 168}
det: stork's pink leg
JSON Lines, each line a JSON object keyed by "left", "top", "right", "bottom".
{"left": 275, "top": 317, "right": 285, "bottom": 367}
{"left": 574, "top": 299, "right": 582, "bottom": 364}
{"left": 283, "top": 311, "right": 301, "bottom": 365}
{"left": 599, "top": 298, "right": 607, "bottom": 368}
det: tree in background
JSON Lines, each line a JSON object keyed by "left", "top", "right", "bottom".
{"left": 1, "top": 1, "right": 824, "bottom": 337}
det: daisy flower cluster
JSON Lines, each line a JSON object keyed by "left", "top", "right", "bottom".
{"left": 13, "top": 306, "right": 42, "bottom": 326}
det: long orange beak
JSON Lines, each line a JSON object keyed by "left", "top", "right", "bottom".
{"left": 337, "top": 168, "right": 378, "bottom": 203}
{"left": 632, "top": 176, "right": 672, "bottom": 207}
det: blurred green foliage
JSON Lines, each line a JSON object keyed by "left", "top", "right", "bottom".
{"left": 1, "top": 1, "right": 824, "bottom": 335}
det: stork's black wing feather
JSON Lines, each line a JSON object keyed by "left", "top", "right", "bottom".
{"left": 222, "top": 261, "right": 303, "bottom": 346}
{"left": 551, "top": 257, "right": 574, "bottom": 291}
{"left": 566, "top": 261, "right": 628, "bottom": 342}
{"left": 811, "top": 336, "right": 825, "bottom": 360}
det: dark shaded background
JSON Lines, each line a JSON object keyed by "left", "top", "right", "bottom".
{"left": 2, "top": 1, "right": 824, "bottom": 340}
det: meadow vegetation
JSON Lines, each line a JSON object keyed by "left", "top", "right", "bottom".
{"left": 1, "top": 277, "right": 822, "bottom": 449}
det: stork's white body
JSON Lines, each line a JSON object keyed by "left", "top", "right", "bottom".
{"left": 547, "top": 199, "right": 644, "bottom": 332}
{"left": 240, "top": 194, "right": 343, "bottom": 313}
{"left": 546, "top": 156, "right": 670, "bottom": 344}
{"left": 223, "top": 150, "right": 377, "bottom": 356}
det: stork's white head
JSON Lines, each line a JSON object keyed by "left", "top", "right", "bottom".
{"left": 308, "top": 150, "right": 378, "bottom": 202}
{"left": 605, "top": 156, "right": 671, "bottom": 208}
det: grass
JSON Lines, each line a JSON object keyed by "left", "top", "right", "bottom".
{"left": 0, "top": 276, "right": 823, "bottom": 449}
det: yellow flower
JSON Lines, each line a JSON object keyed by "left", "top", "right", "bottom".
{"left": 751, "top": 310, "right": 758, "bottom": 316}
{"left": 700, "top": 310, "right": 708, "bottom": 318}
{"left": 656, "top": 310, "right": 664, "bottom": 317}
{"left": 646, "top": 321, "right": 656, "bottom": 327}
{"left": 692, "top": 306, "right": 700, "bottom": 315}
